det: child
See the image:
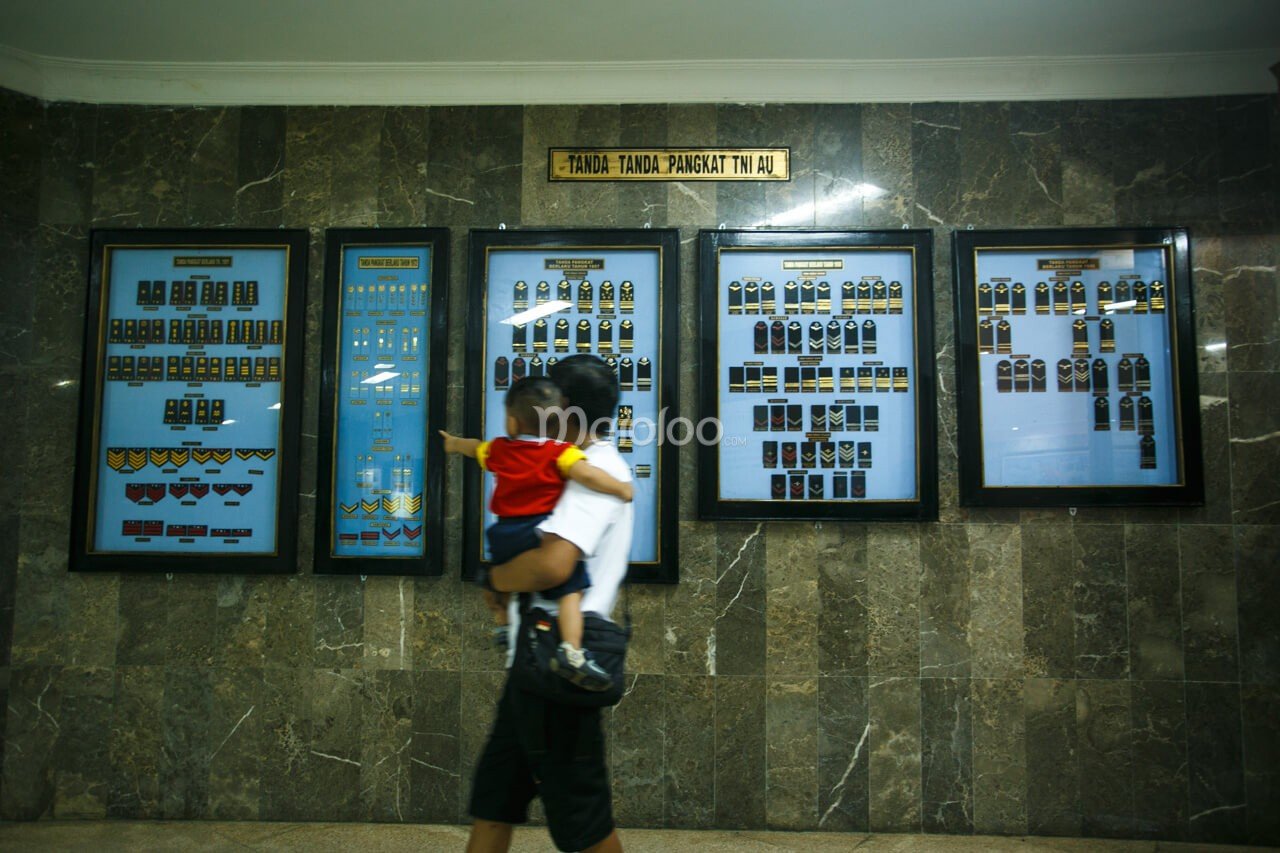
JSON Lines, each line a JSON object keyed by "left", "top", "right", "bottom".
{"left": 440, "top": 376, "right": 632, "bottom": 691}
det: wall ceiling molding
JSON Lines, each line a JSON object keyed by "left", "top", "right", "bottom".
{"left": 0, "top": 43, "right": 1275, "bottom": 106}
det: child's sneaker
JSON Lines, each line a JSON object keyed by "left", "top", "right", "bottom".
{"left": 492, "top": 626, "right": 509, "bottom": 651}
{"left": 551, "top": 642, "right": 612, "bottom": 692}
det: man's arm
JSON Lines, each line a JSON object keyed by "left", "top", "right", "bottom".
{"left": 564, "top": 459, "right": 634, "bottom": 502}
{"left": 490, "top": 533, "right": 583, "bottom": 592}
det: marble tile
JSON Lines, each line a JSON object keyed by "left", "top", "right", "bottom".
{"left": 33, "top": 222, "right": 88, "bottom": 375}
{"left": 663, "top": 674, "right": 715, "bottom": 829}
{"left": 208, "top": 667, "right": 264, "bottom": 820}
{"left": 0, "top": 90, "right": 43, "bottom": 229}
{"left": 766, "top": 677, "right": 818, "bottom": 830}
{"left": 50, "top": 666, "right": 113, "bottom": 819}
{"left": 306, "top": 668, "right": 364, "bottom": 821}
{"left": 376, "top": 106, "right": 429, "bottom": 226}
{"left": 1024, "top": 678, "right": 1079, "bottom": 836}
{"left": 91, "top": 107, "right": 195, "bottom": 228}
{"left": 957, "top": 103, "right": 1059, "bottom": 227}
{"left": 0, "top": 665, "right": 62, "bottom": 819}
{"left": 313, "top": 576, "right": 364, "bottom": 668}
{"left": 613, "top": 673, "right": 665, "bottom": 826}
{"left": 234, "top": 106, "right": 285, "bottom": 227}
{"left": 258, "top": 666, "right": 312, "bottom": 820}
{"left": 182, "top": 106, "right": 239, "bottom": 227}
{"left": 911, "top": 104, "right": 961, "bottom": 228}
{"left": 920, "top": 677, "right": 973, "bottom": 834}
{"left": 159, "top": 666, "right": 212, "bottom": 818}
{"left": 714, "top": 675, "right": 765, "bottom": 829}
{"left": 457, "top": 670, "right": 506, "bottom": 805}
{"left": 359, "top": 669, "right": 414, "bottom": 821}
{"left": 0, "top": 513, "right": 17, "bottom": 667}
{"left": 866, "top": 525, "right": 920, "bottom": 677}
{"left": 765, "top": 523, "right": 821, "bottom": 678}
{"left": 867, "top": 677, "right": 921, "bottom": 833}
{"left": 1178, "top": 525, "right": 1238, "bottom": 682}
{"left": 1221, "top": 236, "right": 1279, "bottom": 374}
{"left": 262, "top": 576, "right": 315, "bottom": 668}
{"left": 664, "top": 522, "right": 716, "bottom": 675}
{"left": 328, "top": 107, "right": 384, "bottom": 228}
{"left": 1125, "top": 524, "right": 1184, "bottom": 680}
{"left": 1181, "top": 371, "right": 1231, "bottom": 525}
{"left": 282, "top": 107, "right": 335, "bottom": 228}
{"left": 1071, "top": 524, "right": 1128, "bottom": 680}
{"left": 413, "top": 574, "right": 463, "bottom": 672}
{"left": 1058, "top": 101, "right": 1116, "bottom": 226}
{"left": 1187, "top": 236, "right": 1229, "bottom": 375}
{"left": 165, "top": 576, "right": 218, "bottom": 666}
{"left": 0, "top": 220, "right": 37, "bottom": 367}
{"left": 1186, "top": 681, "right": 1246, "bottom": 843}
{"left": 971, "top": 678, "right": 1026, "bottom": 835}
{"left": 115, "top": 575, "right": 168, "bottom": 667}
{"left": 410, "top": 669, "right": 462, "bottom": 824}
{"left": 1240, "top": 684, "right": 1280, "bottom": 845}
{"left": 18, "top": 381, "right": 79, "bottom": 521}
{"left": 1076, "top": 679, "right": 1133, "bottom": 837}
{"left": 920, "top": 524, "right": 970, "bottom": 678}
{"left": 429, "top": 106, "right": 523, "bottom": 227}
{"left": 1022, "top": 525, "right": 1074, "bottom": 678}
{"left": 615, "top": 104, "right": 669, "bottom": 227}
{"left": 624, "top": 586, "right": 665, "bottom": 675}
{"left": 813, "top": 104, "right": 864, "bottom": 228}
{"left": 861, "top": 104, "right": 913, "bottom": 226}
{"left": 817, "top": 676, "right": 869, "bottom": 832}
{"left": 107, "top": 666, "right": 164, "bottom": 818}
{"left": 1113, "top": 98, "right": 1219, "bottom": 231}
{"left": 11, "top": 513, "right": 69, "bottom": 666}
{"left": 967, "top": 524, "right": 1022, "bottom": 679}
{"left": 1216, "top": 96, "right": 1276, "bottom": 228}
{"left": 1130, "top": 679, "right": 1187, "bottom": 840}
{"left": 523, "top": 105, "right": 622, "bottom": 227}
{"left": 818, "top": 525, "right": 868, "bottom": 677}
{"left": 362, "top": 576, "right": 413, "bottom": 670}
{"left": 713, "top": 522, "right": 766, "bottom": 677}
{"left": 38, "top": 101, "right": 95, "bottom": 227}
{"left": 716, "top": 105, "right": 815, "bottom": 229}
{"left": 213, "top": 576, "right": 267, "bottom": 668}
{"left": 1236, "top": 525, "right": 1280, "bottom": 687}
{"left": 1229, "top": 375, "right": 1280, "bottom": 526}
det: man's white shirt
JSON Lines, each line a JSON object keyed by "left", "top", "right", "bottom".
{"left": 503, "top": 439, "right": 633, "bottom": 661}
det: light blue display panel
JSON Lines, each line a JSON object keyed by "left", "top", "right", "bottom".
{"left": 91, "top": 246, "right": 289, "bottom": 553}
{"left": 973, "top": 246, "right": 1178, "bottom": 487}
{"left": 481, "top": 248, "right": 661, "bottom": 564}
{"left": 330, "top": 246, "right": 432, "bottom": 557}
{"left": 715, "top": 248, "right": 920, "bottom": 503}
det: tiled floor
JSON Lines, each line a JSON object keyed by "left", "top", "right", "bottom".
{"left": 0, "top": 822, "right": 1268, "bottom": 852}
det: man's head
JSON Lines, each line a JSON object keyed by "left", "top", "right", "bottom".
{"left": 547, "top": 354, "right": 619, "bottom": 439}
{"left": 503, "top": 376, "right": 564, "bottom": 437}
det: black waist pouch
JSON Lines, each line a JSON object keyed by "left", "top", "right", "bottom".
{"left": 512, "top": 603, "right": 630, "bottom": 708}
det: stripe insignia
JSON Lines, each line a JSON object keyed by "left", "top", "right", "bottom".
{"left": 361, "top": 499, "right": 379, "bottom": 515}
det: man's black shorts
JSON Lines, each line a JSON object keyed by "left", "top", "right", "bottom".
{"left": 468, "top": 673, "right": 614, "bottom": 851}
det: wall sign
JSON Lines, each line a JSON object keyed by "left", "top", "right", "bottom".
{"left": 952, "top": 227, "right": 1204, "bottom": 506}
{"left": 314, "top": 228, "right": 449, "bottom": 575}
{"left": 698, "top": 229, "right": 938, "bottom": 521}
{"left": 464, "top": 229, "right": 679, "bottom": 583}
{"left": 71, "top": 229, "right": 308, "bottom": 573}
{"left": 549, "top": 148, "right": 790, "bottom": 182}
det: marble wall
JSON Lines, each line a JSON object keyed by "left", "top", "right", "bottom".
{"left": 0, "top": 87, "right": 1277, "bottom": 844}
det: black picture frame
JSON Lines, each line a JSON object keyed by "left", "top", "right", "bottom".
{"left": 464, "top": 228, "right": 680, "bottom": 584}
{"left": 71, "top": 228, "right": 309, "bottom": 573}
{"left": 952, "top": 227, "right": 1203, "bottom": 507}
{"left": 314, "top": 228, "right": 450, "bottom": 575}
{"left": 698, "top": 229, "right": 938, "bottom": 521}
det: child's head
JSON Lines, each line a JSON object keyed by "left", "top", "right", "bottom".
{"left": 504, "top": 376, "right": 564, "bottom": 438}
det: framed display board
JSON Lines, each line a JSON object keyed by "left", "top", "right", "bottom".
{"left": 952, "top": 227, "right": 1203, "bottom": 507}
{"left": 71, "top": 229, "right": 308, "bottom": 573}
{"left": 464, "top": 229, "right": 679, "bottom": 584}
{"left": 698, "top": 230, "right": 938, "bottom": 521}
{"left": 314, "top": 228, "right": 449, "bottom": 575}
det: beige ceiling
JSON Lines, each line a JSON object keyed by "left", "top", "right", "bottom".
{"left": 0, "top": 0, "right": 1276, "bottom": 104}
{"left": 4, "top": 0, "right": 1278, "bottom": 63}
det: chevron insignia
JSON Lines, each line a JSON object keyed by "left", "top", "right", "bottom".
{"left": 360, "top": 499, "right": 379, "bottom": 515}
{"left": 212, "top": 483, "right": 232, "bottom": 496}
{"left": 169, "top": 449, "right": 190, "bottom": 468}
{"left": 381, "top": 496, "right": 399, "bottom": 514}
{"left": 210, "top": 448, "right": 232, "bottom": 465}
{"left": 106, "top": 448, "right": 127, "bottom": 471}
{"left": 382, "top": 527, "right": 400, "bottom": 541}
{"left": 149, "top": 448, "right": 169, "bottom": 468}
{"left": 403, "top": 525, "right": 422, "bottom": 540}
{"left": 254, "top": 449, "right": 275, "bottom": 461}
{"left": 192, "top": 448, "right": 213, "bottom": 465}
{"left": 402, "top": 493, "right": 422, "bottom": 515}
{"left": 339, "top": 502, "right": 358, "bottom": 515}
{"left": 235, "top": 449, "right": 256, "bottom": 461}
{"left": 230, "top": 483, "right": 252, "bottom": 496}
{"left": 128, "top": 449, "right": 148, "bottom": 470}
